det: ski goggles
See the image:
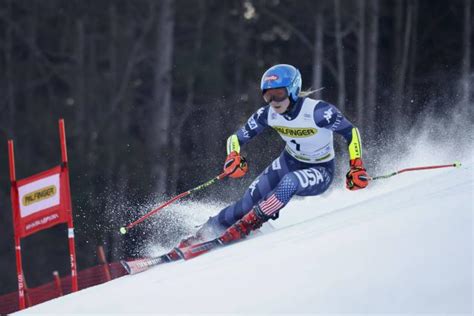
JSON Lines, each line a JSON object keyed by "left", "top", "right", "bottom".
{"left": 263, "top": 88, "right": 288, "bottom": 103}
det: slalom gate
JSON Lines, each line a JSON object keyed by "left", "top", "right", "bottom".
{"left": 2, "top": 119, "right": 127, "bottom": 313}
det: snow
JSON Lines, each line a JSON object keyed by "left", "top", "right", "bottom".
{"left": 16, "top": 157, "right": 473, "bottom": 314}
{"left": 16, "top": 110, "right": 474, "bottom": 315}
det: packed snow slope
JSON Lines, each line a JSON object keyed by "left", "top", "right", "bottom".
{"left": 18, "top": 159, "right": 473, "bottom": 314}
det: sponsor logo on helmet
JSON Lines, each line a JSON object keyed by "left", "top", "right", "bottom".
{"left": 22, "top": 185, "right": 57, "bottom": 206}
{"left": 273, "top": 126, "right": 317, "bottom": 138}
{"left": 264, "top": 75, "right": 279, "bottom": 82}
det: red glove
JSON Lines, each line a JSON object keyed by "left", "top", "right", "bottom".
{"left": 346, "top": 158, "right": 369, "bottom": 190}
{"left": 224, "top": 152, "right": 248, "bottom": 178}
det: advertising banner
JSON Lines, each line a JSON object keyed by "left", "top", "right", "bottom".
{"left": 15, "top": 166, "right": 69, "bottom": 238}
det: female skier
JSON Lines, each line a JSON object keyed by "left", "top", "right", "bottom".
{"left": 181, "top": 64, "right": 369, "bottom": 246}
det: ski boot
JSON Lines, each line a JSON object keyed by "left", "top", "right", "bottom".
{"left": 177, "top": 216, "right": 226, "bottom": 248}
{"left": 219, "top": 206, "right": 269, "bottom": 244}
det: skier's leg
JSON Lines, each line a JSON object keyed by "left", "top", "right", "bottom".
{"left": 190, "top": 153, "right": 291, "bottom": 241}
{"left": 219, "top": 161, "right": 334, "bottom": 243}
{"left": 256, "top": 161, "right": 334, "bottom": 218}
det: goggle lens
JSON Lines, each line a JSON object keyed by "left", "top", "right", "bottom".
{"left": 263, "top": 88, "right": 288, "bottom": 103}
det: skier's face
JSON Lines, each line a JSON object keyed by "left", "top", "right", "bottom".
{"left": 269, "top": 98, "right": 290, "bottom": 114}
{"left": 263, "top": 88, "right": 290, "bottom": 114}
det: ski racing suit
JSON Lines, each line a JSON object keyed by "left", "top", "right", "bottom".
{"left": 206, "top": 96, "right": 362, "bottom": 235}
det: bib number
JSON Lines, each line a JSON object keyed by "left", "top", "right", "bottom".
{"left": 290, "top": 140, "right": 301, "bottom": 152}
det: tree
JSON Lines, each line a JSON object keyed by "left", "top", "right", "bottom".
{"left": 312, "top": 7, "right": 324, "bottom": 99}
{"left": 334, "top": 0, "right": 346, "bottom": 111}
{"left": 393, "top": 0, "right": 415, "bottom": 128}
{"left": 355, "top": 0, "right": 366, "bottom": 123}
{"left": 461, "top": 0, "right": 471, "bottom": 114}
{"left": 365, "top": 0, "right": 378, "bottom": 135}
{"left": 169, "top": 0, "right": 207, "bottom": 193}
{"left": 150, "top": 0, "right": 174, "bottom": 195}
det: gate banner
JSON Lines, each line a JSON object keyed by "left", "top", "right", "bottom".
{"left": 14, "top": 166, "right": 69, "bottom": 238}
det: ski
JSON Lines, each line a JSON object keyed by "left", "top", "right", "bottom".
{"left": 174, "top": 237, "right": 224, "bottom": 260}
{"left": 120, "top": 249, "right": 181, "bottom": 275}
{"left": 121, "top": 236, "right": 234, "bottom": 275}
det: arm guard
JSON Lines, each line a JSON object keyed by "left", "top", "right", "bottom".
{"left": 226, "top": 134, "right": 241, "bottom": 154}
{"left": 348, "top": 127, "right": 362, "bottom": 160}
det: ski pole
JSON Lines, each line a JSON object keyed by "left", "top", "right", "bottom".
{"left": 361, "top": 162, "right": 461, "bottom": 181}
{"left": 119, "top": 171, "right": 229, "bottom": 235}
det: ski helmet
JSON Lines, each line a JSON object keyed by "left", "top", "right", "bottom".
{"left": 260, "top": 64, "right": 302, "bottom": 102}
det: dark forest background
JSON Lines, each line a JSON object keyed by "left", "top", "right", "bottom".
{"left": 0, "top": 0, "right": 472, "bottom": 295}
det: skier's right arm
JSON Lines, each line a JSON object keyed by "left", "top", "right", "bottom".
{"left": 226, "top": 106, "right": 269, "bottom": 154}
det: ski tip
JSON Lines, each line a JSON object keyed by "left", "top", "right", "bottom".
{"left": 119, "top": 227, "right": 127, "bottom": 235}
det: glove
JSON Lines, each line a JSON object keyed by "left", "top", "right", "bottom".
{"left": 346, "top": 158, "right": 369, "bottom": 190}
{"left": 224, "top": 151, "right": 248, "bottom": 178}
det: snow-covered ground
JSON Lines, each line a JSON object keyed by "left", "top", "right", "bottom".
{"left": 17, "top": 155, "right": 473, "bottom": 314}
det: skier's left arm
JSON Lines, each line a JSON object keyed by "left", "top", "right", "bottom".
{"left": 314, "top": 101, "right": 369, "bottom": 190}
